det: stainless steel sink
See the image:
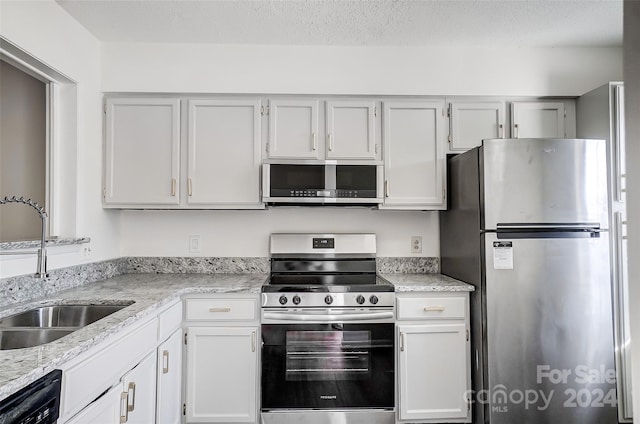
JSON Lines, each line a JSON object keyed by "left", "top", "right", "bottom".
{"left": 0, "top": 304, "right": 132, "bottom": 328}
{"left": 0, "top": 328, "right": 77, "bottom": 350}
{"left": 0, "top": 302, "right": 134, "bottom": 350}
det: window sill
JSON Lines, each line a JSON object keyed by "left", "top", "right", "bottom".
{"left": 0, "top": 237, "right": 90, "bottom": 251}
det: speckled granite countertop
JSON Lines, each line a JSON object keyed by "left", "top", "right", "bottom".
{"left": 0, "top": 271, "right": 471, "bottom": 401}
{"left": 382, "top": 273, "right": 475, "bottom": 292}
{"left": 0, "top": 273, "right": 266, "bottom": 402}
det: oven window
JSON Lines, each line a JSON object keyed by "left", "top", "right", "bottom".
{"left": 336, "top": 165, "right": 376, "bottom": 191}
{"left": 261, "top": 323, "right": 394, "bottom": 410}
{"left": 286, "top": 330, "right": 371, "bottom": 381}
{"left": 270, "top": 165, "right": 324, "bottom": 190}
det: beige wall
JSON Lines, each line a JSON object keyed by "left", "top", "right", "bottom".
{"left": 0, "top": 60, "right": 46, "bottom": 241}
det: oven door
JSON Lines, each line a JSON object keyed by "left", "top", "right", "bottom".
{"left": 261, "top": 322, "right": 394, "bottom": 410}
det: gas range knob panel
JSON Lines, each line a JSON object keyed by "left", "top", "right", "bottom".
{"left": 356, "top": 295, "right": 366, "bottom": 305}
{"left": 369, "top": 295, "right": 379, "bottom": 305}
{"left": 292, "top": 295, "right": 301, "bottom": 305}
{"left": 324, "top": 295, "right": 334, "bottom": 305}
{"left": 279, "top": 295, "right": 288, "bottom": 305}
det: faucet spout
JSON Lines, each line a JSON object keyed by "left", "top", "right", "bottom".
{"left": 0, "top": 196, "right": 48, "bottom": 278}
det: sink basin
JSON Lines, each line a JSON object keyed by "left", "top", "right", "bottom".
{"left": 0, "top": 303, "right": 132, "bottom": 328}
{"left": 0, "top": 328, "right": 76, "bottom": 350}
{"left": 0, "top": 302, "right": 134, "bottom": 350}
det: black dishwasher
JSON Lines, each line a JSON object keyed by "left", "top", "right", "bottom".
{"left": 0, "top": 369, "right": 62, "bottom": 424}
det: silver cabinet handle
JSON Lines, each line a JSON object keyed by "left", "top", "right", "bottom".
{"left": 127, "top": 382, "right": 136, "bottom": 412}
{"left": 328, "top": 133, "right": 334, "bottom": 151}
{"left": 400, "top": 331, "right": 405, "bottom": 352}
{"left": 171, "top": 178, "right": 176, "bottom": 196}
{"left": 162, "top": 350, "right": 169, "bottom": 374}
{"left": 251, "top": 331, "right": 256, "bottom": 352}
{"left": 120, "top": 391, "right": 129, "bottom": 423}
{"left": 424, "top": 306, "right": 446, "bottom": 312}
{"left": 312, "top": 133, "right": 317, "bottom": 151}
{"left": 188, "top": 178, "right": 193, "bottom": 197}
{"left": 514, "top": 123, "right": 519, "bottom": 138}
{"left": 384, "top": 180, "right": 389, "bottom": 198}
{"left": 499, "top": 123, "right": 505, "bottom": 138}
{"left": 209, "top": 307, "right": 231, "bottom": 313}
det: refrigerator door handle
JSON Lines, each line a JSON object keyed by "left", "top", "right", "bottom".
{"left": 496, "top": 223, "right": 601, "bottom": 231}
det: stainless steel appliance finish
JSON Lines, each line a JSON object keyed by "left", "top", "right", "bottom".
{"left": 440, "top": 138, "right": 618, "bottom": 424}
{"left": 261, "top": 233, "right": 395, "bottom": 424}
{"left": 262, "top": 161, "right": 384, "bottom": 205}
{"left": 578, "top": 83, "right": 631, "bottom": 422}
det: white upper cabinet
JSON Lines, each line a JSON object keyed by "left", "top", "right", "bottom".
{"left": 325, "top": 100, "right": 378, "bottom": 159}
{"left": 187, "top": 99, "right": 263, "bottom": 208}
{"left": 104, "top": 98, "right": 181, "bottom": 206}
{"left": 381, "top": 100, "right": 446, "bottom": 210}
{"left": 267, "top": 99, "right": 320, "bottom": 159}
{"left": 448, "top": 101, "right": 506, "bottom": 152}
{"left": 511, "top": 101, "right": 566, "bottom": 138}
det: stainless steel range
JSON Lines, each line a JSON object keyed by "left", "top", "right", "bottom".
{"left": 261, "top": 233, "right": 395, "bottom": 424}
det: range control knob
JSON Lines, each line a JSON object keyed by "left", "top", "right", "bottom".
{"left": 279, "top": 295, "right": 288, "bottom": 305}
{"left": 356, "top": 295, "right": 366, "bottom": 305}
{"left": 369, "top": 295, "right": 379, "bottom": 305}
{"left": 324, "top": 295, "right": 334, "bottom": 305}
{"left": 292, "top": 295, "right": 301, "bottom": 305}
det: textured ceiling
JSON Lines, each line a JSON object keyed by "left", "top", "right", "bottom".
{"left": 55, "top": 0, "right": 623, "bottom": 47}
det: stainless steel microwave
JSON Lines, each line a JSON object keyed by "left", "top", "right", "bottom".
{"left": 262, "top": 161, "right": 384, "bottom": 205}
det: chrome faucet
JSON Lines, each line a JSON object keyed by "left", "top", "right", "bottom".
{"left": 0, "top": 196, "right": 48, "bottom": 278}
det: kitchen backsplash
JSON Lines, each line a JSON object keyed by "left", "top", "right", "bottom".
{"left": 0, "top": 256, "right": 439, "bottom": 308}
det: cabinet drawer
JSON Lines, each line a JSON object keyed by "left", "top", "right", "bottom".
{"left": 185, "top": 298, "right": 257, "bottom": 321}
{"left": 158, "top": 300, "right": 182, "bottom": 341}
{"left": 397, "top": 296, "right": 466, "bottom": 320}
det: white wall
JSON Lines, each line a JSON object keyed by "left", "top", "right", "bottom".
{"left": 102, "top": 43, "right": 622, "bottom": 96}
{"left": 623, "top": 0, "right": 640, "bottom": 418}
{"left": 0, "top": 0, "right": 120, "bottom": 278}
{"left": 103, "top": 42, "right": 622, "bottom": 258}
{"left": 120, "top": 209, "right": 437, "bottom": 258}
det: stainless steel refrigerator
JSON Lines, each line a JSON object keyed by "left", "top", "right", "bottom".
{"left": 440, "top": 138, "right": 618, "bottom": 424}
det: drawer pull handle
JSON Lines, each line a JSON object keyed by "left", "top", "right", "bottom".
{"left": 127, "top": 382, "right": 136, "bottom": 412}
{"left": 209, "top": 307, "right": 231, "bottom": 313}
{"left": 162, "top": 350, "right": 170, "bottom": 374}
{"left": 424, "top": 306, "right": 446, "bottom": 312}
{"left": 120, "top": 391, "right": 129, "bottom": 423}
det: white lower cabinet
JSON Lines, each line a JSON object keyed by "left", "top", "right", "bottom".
{"left": 156, "top": 329, "right": 183, "bottom": 424}
{"left": 64, "top": 384, "right": 122, "bottom": 424}
{"left": 121, "top": 352, "right": 158, "bottom": 424}
{"left": 396, "top": 293, "right": 471, "bottom": 423}
{"left": 184, "top": 295, "right": 259, "bottom": 424}
{"left": 63, "top": 351, "right": 157, "bottom": 424}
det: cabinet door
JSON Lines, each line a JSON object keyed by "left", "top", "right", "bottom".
{"left": 267, "top": 99, "right": 320, "bottom": 159}
{"left": 156, "top": 330, "right": 183, "bottom": 424}
{"left": 185, "top": 327, "right": 258, "bottom": 423}
{"left": 511, "top": 101, "right": 565, "bottom": 138}
{"left": 121, "top": 352, "right": 158, "bottom": 424}
{"left": 64, "top": 384, "right": 121, "bottom": 424}
{"left": 449, "top": 101, "right": 505, "bottom": 151}
{"left": 104, "top": 98, "right": 181, "bottom": 206}
{"left": 382, "top": 101, "right": 446, "bottom": 209}
{"left": 187, "top": 99, "right": 263, "bottom": 208}
{"left": 398, "top": 323, "right": 469, "bottom": 421}
{"left": 325, "top": 100, "right": 377, "bottom": 159}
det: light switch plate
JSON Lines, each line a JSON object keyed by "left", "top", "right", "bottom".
{"left": 189, "top": 235, "right": 201, "bottom": 253}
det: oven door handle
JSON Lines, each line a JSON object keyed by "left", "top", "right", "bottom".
{"left": 263, "top": 311, "right": 394, "bottom": 322}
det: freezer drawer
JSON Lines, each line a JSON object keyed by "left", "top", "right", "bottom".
{"left": 483, "top": 232, "right": 617, "bottom": 424}
{"left": 481, "top": 138, "right": 609, "bottom": 229}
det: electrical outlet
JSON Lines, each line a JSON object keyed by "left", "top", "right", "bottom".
{"left": 81, "top": 245, "right": 92, "bottom": 260}
{"left": 189, "top": 235, "right": 201, "bottom": 253}
{"left": 411, "top": 236, "right": 422, "bottom": 254}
